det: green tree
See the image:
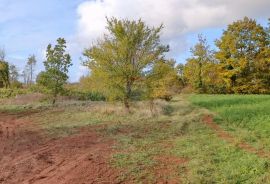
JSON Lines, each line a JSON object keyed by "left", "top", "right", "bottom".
{"left": 215, "top": 17, "right": 268, "bottom": 93}
{"left": 38, "top": 38, "right": 72, "bottom": 104}
{"left": 27, "top": 55, "right": 37, "bottom": 84}
{"left": 83, "top": 17, "right": 169, "bottom": 111}
{"left": 9, "top": 64, "right": 22, "bottom": 89}
{"left": 0, "top": 49, "right": 10, "bottom": 88}
{"left": 266, "top": 18, "right": 270, "bottom": 43}
{"left": 9, "top": 64, "right": 19, "bottom": 82}
{"left": 184, "top": 35, "right": 214, "bottom": 93}
{"left": 23, "top": 55, "right": 37, "bottom": 85}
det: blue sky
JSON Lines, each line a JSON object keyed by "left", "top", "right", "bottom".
{"left": 0, "top": 0, "right": 85, "bottom": 81}
{"left": 0, "top": 0, "right": 269, "bottom": 82}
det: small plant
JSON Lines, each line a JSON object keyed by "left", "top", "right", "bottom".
{"left": 162, "top": 104, "right": 174, "bottom": 115}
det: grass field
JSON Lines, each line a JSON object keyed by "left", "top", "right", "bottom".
{"left": 190, "top": 95, "right": 270, "bottom": 152}
{"left": 1, "top": 95, "right": 270, "bottom": 183}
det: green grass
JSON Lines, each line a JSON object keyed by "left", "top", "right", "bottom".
{"left": 189, "top": 94, "right": 270, "bottom": 151}
{"left": 13, "top": 95, "right": 270, "bottom": 183}
{"left": 98, "top": 96, "right": 270, "bottom": 183}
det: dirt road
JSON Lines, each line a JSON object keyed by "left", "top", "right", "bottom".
{"left": 0, "top": 112, "right": 119, "bottom": 184}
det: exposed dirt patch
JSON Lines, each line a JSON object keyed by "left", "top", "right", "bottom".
{"left": 0, "top": 112, "right": 121, "bottom": 184}
{"left": 202, "top": 115, "right": 269, "bottom": 158}
{"left": 154, "top": 155, "right": 188, "bottom": 184}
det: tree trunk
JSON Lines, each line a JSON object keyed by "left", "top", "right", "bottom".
{"left": 124, "top": 80, "right": 132, "bottom": 113}
{"left": 124, "top": 97, "right": 130, "bottom": 113}
{"left": 30, "top": 64, "right": 33, "bottom": 85}
{"left": 52, "top": 92, "right": 57, "bottom": 105}
{"left": 198, "top": 61, "right": 203, "bottom": 93}
{"left": 149, "top": 99, "right": 155, "bottom": 116}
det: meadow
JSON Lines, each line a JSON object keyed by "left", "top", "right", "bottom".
{"left": 1, "top": 94, "right": 270, "bottom": 183}
{"left": 190, "top": 95, "right": 270, "bottom": 152}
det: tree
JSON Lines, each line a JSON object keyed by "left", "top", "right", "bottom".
{"left": 9, "top": 64, "right": 19, "bottom": 82}
{"left": 0, "top": 49, "right": 10, "bottom": 88}
{"left": 22, "top": 67, "right": 29, "bottom": 84}
{"left": 184, "top": 35, "right": 214, "bottom": 93}
{"left": 215, "top": 17, "right": 268, "bottom": 93}
{"left": 27, "top": 55, "right": 37, "bottom": 84}
{"left": 38, "top": 38, "right": 72, "bottom": 104}
{"left": 266, "top": 18, "right": 270, "bottom": 43}
{"left": 22, "top": 55, "right": 37, "bottom": 85}
{"left": 146, "top": 59, "right": 180, "bottom": 101}
{"left": 176, "top": 63, "right": 185, "bottom": 86}
{"left": 83, "top": 17, "right": 169, "bottom": 111}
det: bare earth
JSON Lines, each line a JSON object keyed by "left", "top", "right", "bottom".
{"left": 0, "top": 112, "right": 120, "bottom": 184}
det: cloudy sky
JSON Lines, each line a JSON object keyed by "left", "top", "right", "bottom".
{"left": 0, "top": 0, "right": 269, "bottom": 82}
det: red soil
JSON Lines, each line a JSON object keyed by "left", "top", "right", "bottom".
{"left": 202, "top": 115, "right": 269, "bottom": 158}
{"left": 154, "top": 155, "right": 188, "bottom": 184}
{"left": 0, "top": 112, "right": 120, "bottom": 184}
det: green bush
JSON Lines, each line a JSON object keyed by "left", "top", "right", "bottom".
{"left": 66, "top": 90, "right": 105, "bottom": 101}
{"left": 0, "top": 88, "right": 29, "bottom": 99}
{"left": 162, "top": 104, "right": 174, "bottom": 115}
{"left": 10, "top": 81, "right": 23, "bottom": 89}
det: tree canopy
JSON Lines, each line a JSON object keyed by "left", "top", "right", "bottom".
{"left": 37, "top": 38, "right": 72, "bottom": 104}
{"left": 83, "top": 17, "right": 169, "bottom": 110}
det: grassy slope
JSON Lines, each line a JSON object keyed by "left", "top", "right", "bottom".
{"left": 3, "top": 95, "right": 270, "bottom": 183}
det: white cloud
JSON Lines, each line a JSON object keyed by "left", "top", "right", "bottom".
{"left": 74, "top": 0, "right": 270, "bottom": 58}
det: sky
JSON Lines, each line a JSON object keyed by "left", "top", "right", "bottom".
{"left": 0, "top": 0, "right": 269, "bottom": 82}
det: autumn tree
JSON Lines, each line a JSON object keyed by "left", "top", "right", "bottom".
{"left": 215, "top": 17, "right": 268, "bottom": 93}
{"left": 146, "top": 59, "right": 180, "bottom": 102}
{"left": 83, "top": 17, "right": 169, "bottom": 111}
{"left": 254, "top": 19, "right": 270, "bottom": 93}
{"left": 176, "top": 63, "right": 186, "bottom": 87}
{"left": 184, "top": 35, "right": 215, "bottom": 93}
{"left": 38, "top": 38, "right": 72, "bottom": 104}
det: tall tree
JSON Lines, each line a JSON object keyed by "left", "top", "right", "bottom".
{"left": 176, "top": 63, "right": 186, "bottom": 87}
{"left": 38, "top": 38, "right": 72, "bottom": 104}
{"left": 83, "top": 17, "right": 169, "bottom": 111}
{"left": 22, "top": 55, "right": 37, "bottom": 85}
{"left": 9, "top": 64, "right": 19, "bottom": 82}
{"left": 27, "top": 55, "right": 37, "bottom": 84}
{"left": 215, "top": 17, "right": 268, "bottom": 93}
{"left": 184, "top": 35, "right": 214, "bottom": 93}
{"left": 22, "top": 66, "right": 29, "bottom": 84}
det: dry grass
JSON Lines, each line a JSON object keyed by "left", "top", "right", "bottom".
{"left": 84, "top": 100, "right": 168, "bottom": 118}
{"left": 0, "top": 93, "right": 46, "bottom": 105}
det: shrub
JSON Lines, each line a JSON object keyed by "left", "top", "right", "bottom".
{"left": 0, "top": 88, "right": 29, "bottom": 99}
{"left": 66, "top": 90, "right": 105, "bottom": 101}
{"left": 162, "top": 104, "right": 174, "bottom": 115}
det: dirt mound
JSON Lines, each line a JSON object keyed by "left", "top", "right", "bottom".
{"left": 0, "top": 113, "right": 120, "bottom": 184}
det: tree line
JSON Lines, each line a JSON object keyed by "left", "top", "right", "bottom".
{"left": 183, "top": 17, "right": 270, "bottom": 94}
{"left": 0, "top": 50, "right": 37, "bottom": 88}
{"left": 0, "top": 16, "right": 269, "bottom": 108}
